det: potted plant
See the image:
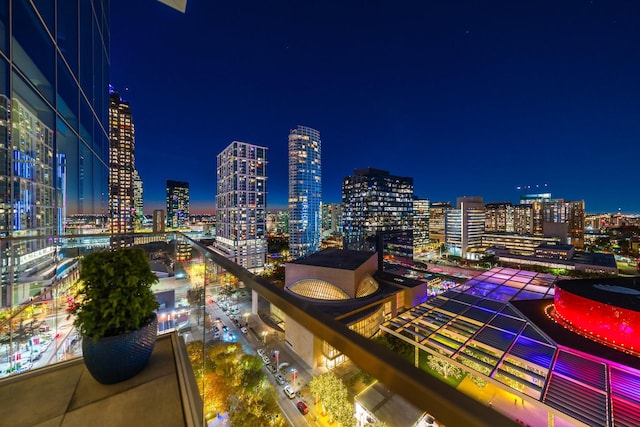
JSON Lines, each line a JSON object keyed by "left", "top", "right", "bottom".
{"left": 70, "top": 247, "right": 160, "bottom": 384}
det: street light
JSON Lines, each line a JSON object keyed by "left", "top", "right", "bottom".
{"left": 262, "top": 331, "right": 268, "bottom": 345}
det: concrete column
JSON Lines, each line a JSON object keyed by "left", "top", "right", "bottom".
{"left": 252, "top": 289, "right": 258, "bottom": 314}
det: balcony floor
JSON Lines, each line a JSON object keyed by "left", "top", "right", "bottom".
{"left": 0, "top": 334, "right": 197, "bottom": 427}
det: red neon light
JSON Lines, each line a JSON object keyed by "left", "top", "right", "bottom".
{"left": 554, "top": 287, "right": 640, "bottom": 351}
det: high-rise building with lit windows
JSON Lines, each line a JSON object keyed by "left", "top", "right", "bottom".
{"left": 288, "top": 125, "right": 322, "bottom": 259}
{"left": 108, "top": 86, "right": 136, "bottom": 237}
{"left": 0, "top": 1, "right": 110, "bottom": 304}
{"left": 484, "top": 202, "right": 513, "bottom": 233}
{"left": 445, "top": 196, "right": 485, "bottom": 259}
{"left": 428, "top": 202, "right": 452, "bottom": 243}
{"left": 166, "top": 180, "right": 189, "bottom": 229}
{"left": 342, "top": 168, "right": 413, "bottom": 251}
{"left": 133, "top": 170, "right": 144, "bottom": 226}
{"left": 413, "top": 198, "right": 430, "bottom": 253}
{"left": 216, "top": 141, "right": 267, "bottom": 271}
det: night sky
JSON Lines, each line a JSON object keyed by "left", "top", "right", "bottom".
{"left": 110, "top": 1, "right": 640, "bottom": 214}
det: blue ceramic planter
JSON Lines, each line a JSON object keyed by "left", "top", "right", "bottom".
{"left": 82, "top": 314, "right": 158, "bottom": 384}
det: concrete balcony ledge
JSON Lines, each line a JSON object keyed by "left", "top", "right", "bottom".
{"left": 0, "top": 333, "right": 203, "bottom": 427}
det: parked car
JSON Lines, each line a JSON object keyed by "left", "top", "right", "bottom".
{"left": 222, "top": 325, "right": 229, "bottom": 332}
{"left": 296, "top": 401, "right": 309, "bottom": 415}
{"left": 257, "top": 349, "right": 265, "bottom": 357}
{"left": 241, "top": 327, "right": 248, "bottom": 334}
{"left": 274, "top": 373, "right": 285, "bottom": 385}
{"left": 283, "top": 385, "right": 296, "bottom": 399}
{"left": 261, "top": 355, "right": 271, "bottom": 365}
{"left": 268, "top": 364, "right": 277, "bottom": 374}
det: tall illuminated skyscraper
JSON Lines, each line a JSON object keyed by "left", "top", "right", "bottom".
{"left": 0, "top": 1, "right": 110, "bottom": 305}
{"left": 288, "top": 125, "right": 322, "bottom": 259}
{"left": 216, "top": 141, "right": 267, "bottom": 271}
{"left": 109, "top": 86, "right": 136, "bottom": 237}
{"left": 166, "top": 180, "right": 190, "bottom": 229}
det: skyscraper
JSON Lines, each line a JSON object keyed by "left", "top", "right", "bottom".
{"left": 133, "top": 170, "right": 144, "bottom": 228}
{"left": 216, "top": 141, "right": 267, "bottom": 271}
{"left": 288, "top": 125, "right": 322, "bottom": 259}
{"left": 413, "top": 198, "right": 430, "bottom": 254}
{"left": 166, "top": 180, "right": 190, "bottom": 229}
{"left": 0, "top": 1, "right": 110, "bottom": 305}
{"left": 445, "top": 196, "right": 485, "bottom": 259}
{"left": 342, "top": 168, "right": 414, "bottom": 251}
{"left": 109, "top": 86, "right": 136, "bottom": 236}
{"left": 428, "top": 202, "right": 452, "bottom": 243}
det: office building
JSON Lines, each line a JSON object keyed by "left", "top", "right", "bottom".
{"left": 484, "top": 202, "right": 513, "bottom": 233}
{"left": 342, "top": 168, "right": 413, "bottom": 251}
{"left": 288, "top": 125, "right": 322, "bottom": 259}
{"left": 543, "top": 199, "right": 585, "bottom": 248}
{"left": 108, "top": 86, "right": 136, "bottom": 237}
{"left": 321, "top": 202, "right": 342, "bottom": 237}
{"left": 166, "top": 180, "right": 189, "bottom": 229}
{"left": 153, "top": 210, "right": 166, "bottom": 233}
{"left": 215, "top": 141, "right": 267, "bottom": 271}
{"left": 444, "top": 196, "right": 485, "bottom": 259}
{"left": 413, "top": 198, "right": 430, "bottom": 254}
{"left": 133, "top": 170, "right": 144, "bottom": 226}
{"left": 483, "top": 232, "right": 561, "bottom": 255}
{"left": 0, "top": 1, "right": 110, "bottom": 304}
{"left": 428, "top": 202, "right": 452, "bottom": 243}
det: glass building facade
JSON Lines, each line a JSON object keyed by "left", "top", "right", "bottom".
{"left": 342, "top": 167, "right": 413, "bottom": 251}
{"left": 0, "top": 0, "right": 110, "bottom": 308}
{"left": 288, "top": 125, "right": 322, "bottom": 259}
{"left": 165, "top": 179, "right": 189, "bottom": 229}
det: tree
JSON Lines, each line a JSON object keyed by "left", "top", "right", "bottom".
{"left": 427, "top": 355, "right": 462, "bottom": 380}
{"left": 309, "top": 372, "right": 353, "bottom": 424}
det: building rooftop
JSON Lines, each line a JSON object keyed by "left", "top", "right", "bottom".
{"left": 555, "top": 276, "right": 640, "bottom": 312}
{"left": 381, "top": 267, "right": 640, "bottom": 427}
{"left": 536, "top": 243, "right": 574, "bottom": 251}
{"left": 289, "top": 248, "right": 376, "bottom": 270}
{"left": 0, "top": 333, "right": 201, "bottom": 427}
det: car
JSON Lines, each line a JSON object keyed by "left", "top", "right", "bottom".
{"left": 283, "top": 385, "right": 296, "bottom": 399}
{"left": 268, "top": 364, "right": 277, "bottom": 374}
{"left": 274, "top": 373, "right": 285, "bottom": 385}
{"left": 213, "top": 326, "right": 219, "bottom": 333}
{"left": 214, "top": 332, "right": 220, "bottom": 339}
{"left": 229, "top": 314, "right": 235, "bottom": 320}
{"left": 261, "top": 356, "right": 271, "bottom": 365}
{"left": 240, "top": 327, "right": 248, "bottom": 334}
{"left": 257, "top": 349, "right": 265, "bottom": 357}
{"left": 222, "top": 325, "right": 229, "bottom": 332}
{"left": 296, "top": 401, "right": 309, "bottom": 415}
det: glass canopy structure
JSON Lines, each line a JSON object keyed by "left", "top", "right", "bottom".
{"left": 381, "top": 267, "right": 640, "bottom": 427}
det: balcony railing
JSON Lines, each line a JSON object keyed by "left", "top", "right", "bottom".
{"left": 0, "top": 232, "right": 519, "bottom": 427}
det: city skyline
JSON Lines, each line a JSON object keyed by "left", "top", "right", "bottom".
{"left": 111, "top": 1, "right": 640, "bottom": 214}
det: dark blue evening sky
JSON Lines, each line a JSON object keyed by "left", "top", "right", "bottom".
{"left": 110, "top": 1, "right": 640, "bottom": 214}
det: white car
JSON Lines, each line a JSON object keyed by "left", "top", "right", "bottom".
{"left": 241, "top": 327, "right": 248, "bottom": 334}
{"left": 283, "top": 385, "right": 296, "bottom": 399}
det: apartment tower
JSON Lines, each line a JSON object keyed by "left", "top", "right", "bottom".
{"left": 108, "top": 86, "right": 136, "bottom": 237}
{"left": 216, "top": 141, "right": 267, "bottom": 271}
{"left": 288, "top": 125, "right": 322, "bottom": 259}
